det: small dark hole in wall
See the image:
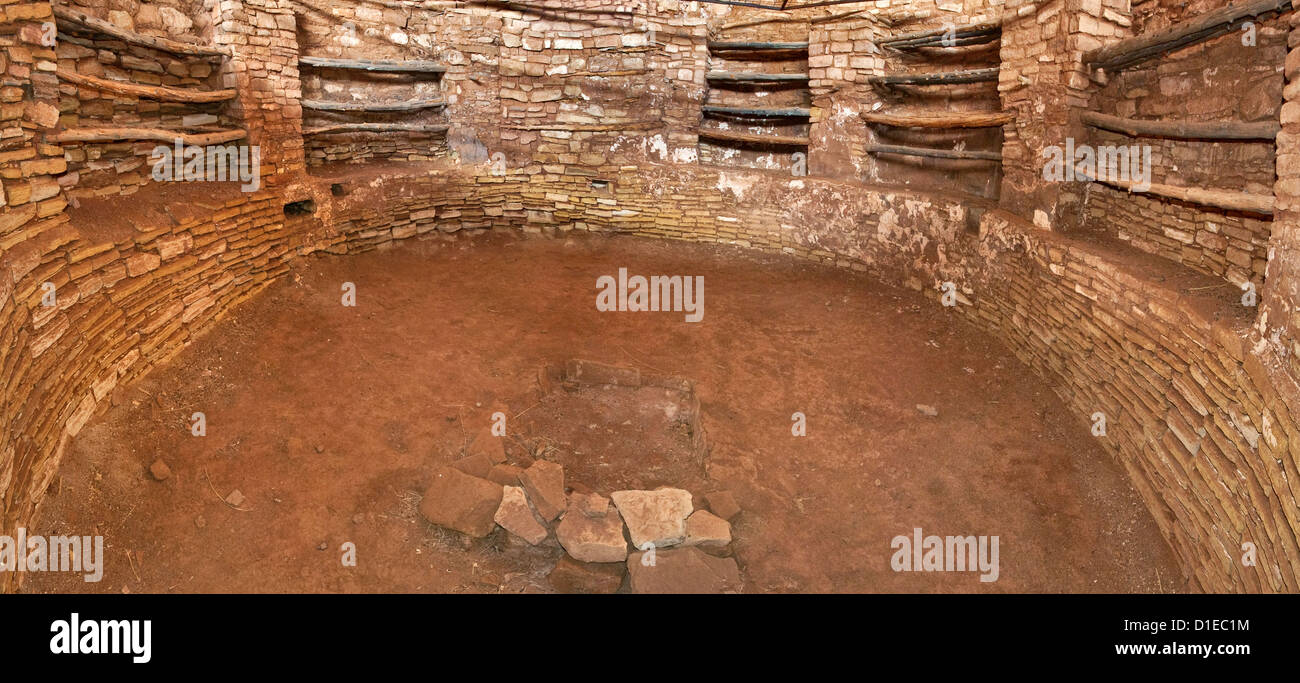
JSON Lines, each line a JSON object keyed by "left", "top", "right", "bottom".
{"left": 330, "top": 183, "right": 346, "bottom": 197}
{"left": 285, "top": 199, "right": 316, "bottom": 216}
{"left": 965, "top": 206, "right": 984, "bottom": 235}
{"left": 591, "top": 179, "right": 611, "bottom": 193}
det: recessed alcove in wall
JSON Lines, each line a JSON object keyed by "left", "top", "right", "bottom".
{"left": 866, "top": 20, "right": 1003, "bottom": 199}
{"left": 701, "top": 32, "right": 812, "bottom": 172}
{"left": 50, "top": 5, "right": 242, "bottom": 201}
{"left": 284, "top": 199, "right": 317, "bottom": 216}
{"left": 1080, "top": 9, "right": 1285, "bottom": 292}
{"left": 294, "top": 7, "right": 450, "bottom": 167}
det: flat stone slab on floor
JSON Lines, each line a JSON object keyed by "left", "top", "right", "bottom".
{"left": 684, "top": 509, "right": 731, "bottom": 549}
{"left": 556, "top": 504, "right": 628, "bottom": 563}
{"left": 611, "top": 488, "right": 693, "bottom": 548}
{"left": 627, "top": 546, "right": 742, "bottom": 594}
{"left": 494, "top": 485, "right": 549, "bottom": 545}
{"left": 419, "top": 466, "right": 504, "bottom": 538}
{"left": 549, "top": 556, "right": 626, "bottom": 594}
{"left": 520, "top": 460, "right": 566, "bottom": 521}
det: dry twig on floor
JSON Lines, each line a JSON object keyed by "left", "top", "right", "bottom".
{"left": 202, "top": 468, "right": 252, "bottom": 512}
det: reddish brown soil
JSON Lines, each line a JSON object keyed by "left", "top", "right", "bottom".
{"left": 23, "top": 230, "right": 1187, "bottom": 593}
{"left": 516, "top": 383, "right": 708, "bottom": 493}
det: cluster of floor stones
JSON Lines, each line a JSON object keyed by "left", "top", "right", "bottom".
{"left": 417, "top": 363, "right": 741, "bottom": 594}
{"left": 418, "top": 427, "right": 742, "bottom": 594}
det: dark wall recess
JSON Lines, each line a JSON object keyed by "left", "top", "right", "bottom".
{"left": 285, "top": 199, "right": 317, "bottom": 216}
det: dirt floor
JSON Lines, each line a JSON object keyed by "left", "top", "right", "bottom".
{"left": 23, "top": 229, "right": 1188, "bottom": 593}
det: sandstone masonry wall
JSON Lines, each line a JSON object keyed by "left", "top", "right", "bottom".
{"left": 2, "top": 0, "right": 1300, "bottom": 594}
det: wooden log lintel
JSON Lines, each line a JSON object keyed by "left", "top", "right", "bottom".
{"left": 1087, "top": 174, "right": 1274, "bottom": 216}
{"left": 886, "top": 33, "right": 1001, "bottom": 50}
{"left": 53, "top": 7, "right": 228, "bottom": 57}
{"left": 707, "top": 41, "right": 810, "bottom": 52}
{"left": 869, "top": 67, "right": 999, "bottom": 86}
{"left": 503, "top": 122, "right": 661, "bottom": 131}
{"left": 55, "top": 68, "right": 236, "bottom": 103}
{"left": 706, "top": 71, "right": 810, "bottom": 83}
{"left": 298, "top": 56, "right": 448, "bottom": 74}
{"left": 50, "top": 126, "right": 247, "bottom": 146}
{"left": 703, "top": 105, "right": 811, "bottom": 118}
{"left": 878, "top": 21, "right": 1000, "bottom": 46}
{"left": 556, "top": 69, "right": 650, "bottom": 78}
{"left": 1084, "top": 0, "right": 1292, "bottom": 71}
{"left": 866, "top": 143, "right": 1001, "bottom": 161}
{"left": 1081, "top": 111, "right": 1279, "bottom": 141}
{"left": 301, "top": 98, "right": 447, "bottom": 112}
{"left": 697, "top": 128, "right": 810, "bottom": 146}
{"left": 302, "top": 123, "right": 450, "bottom": 135}
{"left": 861, "top": 110, "right": 1015, "bottom": 128}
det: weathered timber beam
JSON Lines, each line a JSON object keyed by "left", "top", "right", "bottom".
{"left": 502, "top": 122, "right": 661, "bottom": 131}
{"left": 50, "top": 126, "right": 246, "bottom": 145}
{"left": 879, "top": 22, "right": 1000, "bottom": 45}
{"left": 301, "top": 98, "right": 447, "bottom": 112}
{"left": 1084, "top": 0, "right": 1292, "bottom": 71}
{"left": 886, "top": 33, "right": 1001, "bottom": 49}
{"left": 299, "top": 56, "right": 447, "bottom": 73}
{"left": 53, "top": 7, "right": 228, "bottom": 57}
{"left": 1087, "top": 174, "right": 1274, "bottom": 216}
{"left": 861, "top": 110, "right": 1014, "bottom": 128}
{"left": 706, "top": 71, "right": 810, "bottom": 83}
{"left": 720, "top": 15, "right": 807, "bottom": 32}
{"left": 703, "top": 105, "right": 811, "bottom": 118}
{"left": 1081, "top": 111, "right": 1279, "bottom": 141}
{"left": 868, "top": 67, "right": 999, "bottom": 86}
{"left": 682, "top": 0, "right": 783, "bottom": 9}
{"left": 707, "top": 40, "right": 809, "bottom": 54}
{"left": 55, "top": 68, "right": 236, "bottom": 103}
{"left": 302, "top": 123, "right": 450, "bottom": 135}
{"left": 810, "top": 9, "right": 867, "bottom": 24}
{"left": 698, "top": 128, "right": 810, "bottom": 146}
{"left": 556, "top": 69, "right": 650, "bottom": 78}
{"left": 866, "top": 143, "right": 1001, "bottom": 160}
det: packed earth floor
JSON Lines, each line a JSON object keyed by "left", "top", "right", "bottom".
{"left": 24, "top": 230, "right": 1184, "bottom": 593}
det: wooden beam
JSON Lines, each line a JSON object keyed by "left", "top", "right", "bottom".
{"left": 886, "top": 33, "right": 1001, "bottom": 50}
{"left": 869, "top": 67, "right": 999, "bottom": 86}
{"left": 301, "top": 98, "right": 447, "bottom": 112}
{"left": 55, "top": 68, "right": 236, "bottom": 103}
{"left": 703, "top": 105, "right": 811, "bottom": 118}
{"left": 298, "top": 56, "right": 447, "bottom": 73}
{"left": 862, "top": 110, "right": 1014, "bottom": 128}
{"left": 1081, "top": 111, "right": 1279, "bottom": 141}
{"left": 879, "top": 22, "right": 1000, "bottom": 46}
{"left": 707, "top": 40, "right": 809, "bottom": 50}
{"left": 303, "top": 123, "right": 450, "bottom": 135}
{"left": 706, "top": 71, "right": 810, "bottom": 84}
{"left": 555, "top": 69, "right": 650, "bottom": 78}
{"left": 1088, "top": 175, "right": 1274, "bottom": 216}
{"left": 698, "top": 128, "right": 810, "bottom": 146}
{"left": 866, "top": 143, "right": 1001, "bottom": 161}
{"left": 707, "top": 40, "right": 808, "bottom": 56}
{"left": 53, "top": 7, "right": 228, "bottom": 57}
{"left": 50, "top": 126, "right": 246, "bottom": 145}
{"left": 502, "top": 122, "right": 661, "bottom": 131}
{"left": 810, "top": 9, "right": 866, "bottom": 24}
{"left": 720, "top": 15, "right": 808, "bottom": 32}
{"left": 1084, "top": 0, "right": 1292, "bottom": 71}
